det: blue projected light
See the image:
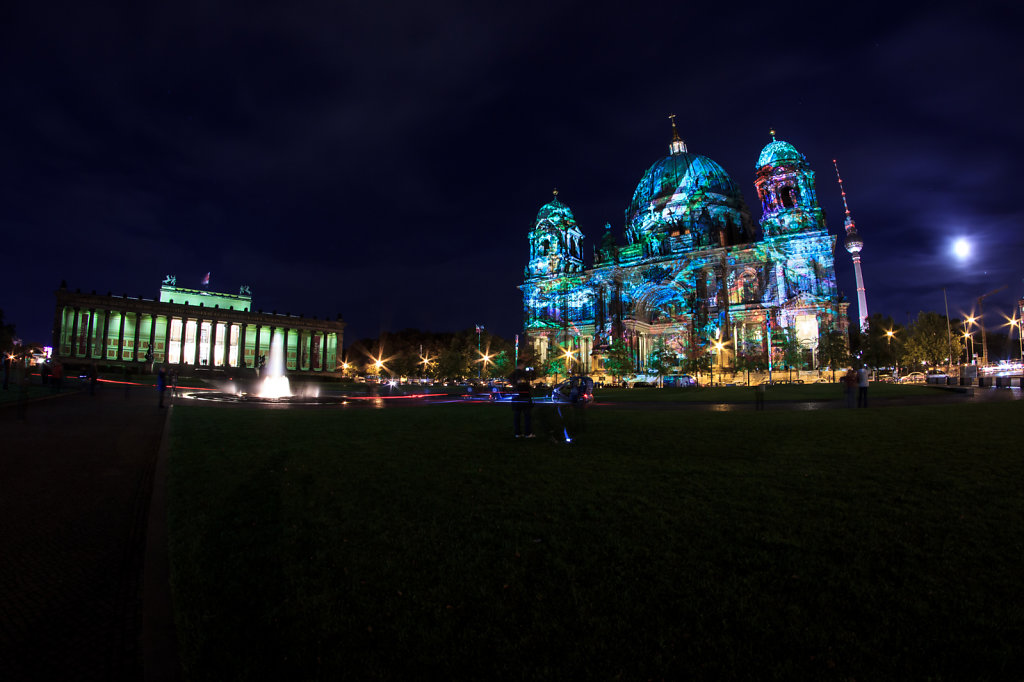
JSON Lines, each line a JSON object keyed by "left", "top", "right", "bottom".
{"left": 519, "top": 126, "right": 850, "bottom": 380}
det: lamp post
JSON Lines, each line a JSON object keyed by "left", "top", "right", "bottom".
{"left": 885, "top": 329, "right": 897, "bottom": 378}
{"left": 713, "top": 340, "right": 725, "bottom": 387}
{"left": 964, "top": 315, "right": 977, "bottom": 365}
{"left": 1004, "top": 316, "right": 1024, "bottom": 366}
{"left": 475, "top": 324, "right": 484, "bottom": 379}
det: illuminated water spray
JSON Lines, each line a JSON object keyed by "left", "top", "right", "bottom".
{"left": 257, "top": 332, "right": 292, "bottom": 399}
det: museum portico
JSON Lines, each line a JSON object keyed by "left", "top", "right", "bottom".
{"left": 53, "top": 279, "right": 345, "bottom": 375}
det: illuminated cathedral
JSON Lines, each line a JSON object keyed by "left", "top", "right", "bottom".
{"left": 520, "top": 121, "right": 850, "bottom": 380}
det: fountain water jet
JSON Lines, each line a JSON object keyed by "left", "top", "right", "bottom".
{"left": 257, "top": 332, "right": 292, "bottom": 399}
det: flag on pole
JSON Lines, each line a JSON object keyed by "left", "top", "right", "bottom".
{"left": 475, "top": 324, "right": 484, "bottom": 334}
{"left": 201, "top": 272, "right": 210, "bottom": 287}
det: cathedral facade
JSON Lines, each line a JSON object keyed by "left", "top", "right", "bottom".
{"left": 520, "top": 124, "right": 849, "bottom": 381}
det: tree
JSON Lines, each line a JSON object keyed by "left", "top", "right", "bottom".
{"left": 860, "top": 313, "right": 900, "bottom": 370}
{"left": 0, "top": 309, "right": 15, "bottom": 355}
{"left": 485, "top": 350, "right": 512, "bottom": 380}
{"left": 646, "top": 337, "right": 678, "bottom": 386}
{"left": 680, "top": 348, "right": 711, "bottom": 383}
{"left": 816, "top": 325, "right": 849, "bottom": 382}
{"left": 779, "top": 327, "right": 805, "bottom": 381}
{"left": 904, "top": 311, "right": 962, "bottom": 370}
{"left": 734, "top": 340, "right": 764, "bottom": 385}
{"left": 602, "top": 339, "right": 635, "bottom": 383}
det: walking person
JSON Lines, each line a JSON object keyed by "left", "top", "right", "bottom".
{"left": 857, "top": 365, "right": 869, "bottom": 408}
{"left": 843, "top": 368, "right": 857, "bottom": 408}
{"left": 50, "top": 359, "right": 63, "bottom": 393}
{"left": 157, "top": 366, "right": 167, "bottom": 408}
{"left": 508, "top": 361, "right": 535, "bottom": 439}
{"left": 88, "top": 362, "right": 98, "bottom": 396}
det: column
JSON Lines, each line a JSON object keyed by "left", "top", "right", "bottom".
{"left": 132, "top": 311, "right": 141, "bottom": 362}
{"left": 86, "top": 309, "right": 96, "bottom": 359}
{"left": 70, "top": 306, "right": 80, "bottom": 358}
{"left": 193, "top": 319, "right": 201, "bottom": 367}
{"left": 283, "top": 327, "right": 291, "bottom": 370}
{"left": 222, "top": 323, "right": 230, "bottom": 368}
{"left": 238, "top": 323, "right": 247, "bottom": 368}
{"left": 102, "top": 310, "right": 112, "bottom": 360}
{"left": 117, "top": 309, "right": 126, "bottom": 362}
{"left": 206, "top": 320, "right": 216, "bottom": 367}
{"left": 164, "top": 315, "right": 174, "bottom": 365}
{"left": 254, "top": 324, "right": 262, "bottom": 369}
{"left": 321, "top": 331, "right": 328, "bottom": 372}
{"left": 148, "top": 314, "right": 157, "bottom": 364}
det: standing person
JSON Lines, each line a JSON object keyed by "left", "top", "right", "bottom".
{"left": 157, "top": 367, "right": 167, "bottom": 408}
{"left": 170, "top": 368, "right": 179, "bottom": 398}
{"left": 50, "top": 359, "right": 63, "bottom": 393}
{"left": 857, "top": 365, "right": 870, "bottom": 408}
{"left": 508, "top": 361, "right": 535, "bottom": 439}
{"left": 843, "top": 368, "right": 857, "bottom": 408}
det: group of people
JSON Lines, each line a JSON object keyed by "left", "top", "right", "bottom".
{"left": 507, "top": 361, "right": 590, "bottom": 442}
{"left": 843, "top": 366, "right": 870, "bottom": 408}
{"left": 156, "top": 367, "right": 179, "bottom": 408}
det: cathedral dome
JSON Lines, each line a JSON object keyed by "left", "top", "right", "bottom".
{"left": 625, "top": 150, "right": 751, "bottom": 246}
{"left": 756, "top": 139, "right": 806, "bottom": 169}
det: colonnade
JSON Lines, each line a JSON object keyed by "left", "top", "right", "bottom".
{"left": 53, "top": 293, "right": 343, "bottom": 374}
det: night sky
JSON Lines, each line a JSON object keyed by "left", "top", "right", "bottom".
{"left": 3, "top": 1, "right": 1022, "bottom": 347}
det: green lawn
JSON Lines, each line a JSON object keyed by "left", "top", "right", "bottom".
{"left": 167, "top": 400, "right": 1024, "bottom": 681}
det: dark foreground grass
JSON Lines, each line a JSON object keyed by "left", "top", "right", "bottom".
{"left": 168, "top": 401, "right": 1024, "bottom": 681}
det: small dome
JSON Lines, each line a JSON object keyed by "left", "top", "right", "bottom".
{"left": 535, "top": 195, "right": 576, "bottom": 224}
{"left": 756, "top": 140, "right": 806, "bottom": 169}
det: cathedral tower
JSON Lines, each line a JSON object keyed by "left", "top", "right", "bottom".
{"left": 525, "top": 189, "right": 584, "bottom": 279}
{"left": 754, "top": 130, "right": 827, "bottom": 237}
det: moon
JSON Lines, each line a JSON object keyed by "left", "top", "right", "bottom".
{"left": 953, "top": 238, "right": 970, "bottom": 260}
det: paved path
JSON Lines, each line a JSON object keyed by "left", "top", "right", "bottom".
{"left": 0, "top": 383, "right": 170, "bottom": 681}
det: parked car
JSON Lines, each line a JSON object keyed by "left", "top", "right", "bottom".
{"left": 901, "top": 372, "right": 926, "bottom": 383}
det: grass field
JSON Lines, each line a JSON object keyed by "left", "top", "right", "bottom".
{"left": 167, "top": 399, "right": 1024, "bottom": 681}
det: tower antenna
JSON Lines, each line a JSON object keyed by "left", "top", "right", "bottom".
{"left": 834, "top": 159, "right": 868, "bottom": 332}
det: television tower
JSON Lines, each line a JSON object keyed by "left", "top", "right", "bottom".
{"left": 834, "top": 160, "right": 868, "bottom": 331}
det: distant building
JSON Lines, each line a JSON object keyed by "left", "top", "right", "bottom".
{"left": 520, "top": 122, "right": 849, "bottom": 380}
{"left": 53, "top": 278, "right": 344, "bottom": 375}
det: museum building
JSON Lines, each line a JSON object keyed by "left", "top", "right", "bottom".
{"left": 520, "top": 123, "right": 850, "bottom": 379}
{"left": 53, "top": 277, "right": 345, "bottom": 375}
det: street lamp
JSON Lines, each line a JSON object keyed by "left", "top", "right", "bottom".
{"left": 562, "top": 346, "right": 576, "bottom": 376}
{"left": 477, "top": 351, "right": 493, "bottom": 379}
{"left": 713, "top": 340, "right": 725, "bottom": 387}
{"left": 885, "top": 329, "right": 898, "bottom": 377}
{"left": 1003, "top": 315, "right": 1024, "bottom": 366}
{"left": 962, "top": 331, "right": 974, "bottom": 365}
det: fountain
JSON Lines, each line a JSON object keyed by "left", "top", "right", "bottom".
{"left": 257, "top": 332, "right": 292, "bottom": 399}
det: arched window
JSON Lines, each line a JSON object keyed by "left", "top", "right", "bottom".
{"left": 782, "top": 184, "right": 798, "bottom": 208}
{"left": 541, "top": 239, "right": 550, "bottom": 256}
